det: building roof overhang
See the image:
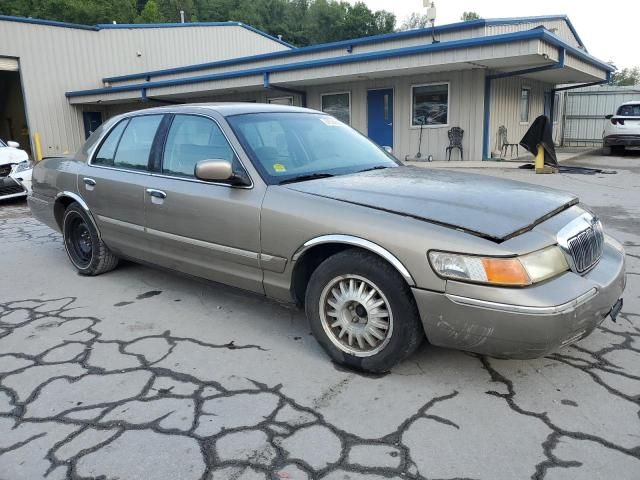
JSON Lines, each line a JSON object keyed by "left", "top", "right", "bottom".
{"left": 66, "top": 27, "right": 612, "bottom": 105}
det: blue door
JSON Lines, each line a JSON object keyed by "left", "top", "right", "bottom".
{"left": 367, "top": 89, "right": 393, "bottom": 149}
{"left": 82, "top": 112, "right": 103, "bottom": 139}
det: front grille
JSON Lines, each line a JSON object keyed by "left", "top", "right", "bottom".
{"left": 0, "top": 165, "right": 11, "bottom": 178}
{"left": 567, "top": 221, "right": 604, "bottom": 273}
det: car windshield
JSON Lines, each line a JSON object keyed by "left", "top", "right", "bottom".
{"left": 617, "top": 104, "right": 640, "bottom": 117}
{"left": 227, "top": 112, "right": 399, "bottom": 184}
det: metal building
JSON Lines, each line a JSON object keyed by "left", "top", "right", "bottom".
{"left": 561, "top": 85, "right": 640, "bottom": 146}
{"left": 0, "top": 16, "right": 291, "bottom": 156}
{"left": 0, "top": 14, "right": 613, "bottom": 161}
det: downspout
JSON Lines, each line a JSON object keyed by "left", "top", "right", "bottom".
{"left": 263, "top": 71, "right": 308, "bottom": 107}
{"left": 482, "top": 48, "right": 566, "bottom": 160}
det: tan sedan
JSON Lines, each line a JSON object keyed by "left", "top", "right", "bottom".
{"left": 29, "top": 104, "right": 625, "bottom": 372}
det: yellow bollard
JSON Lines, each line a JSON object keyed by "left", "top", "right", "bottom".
{"left": 534, "top": 144, "right": 556, "bottom": 174}
{"left": 34, "top": 132, "right": 43, "bottom": 162}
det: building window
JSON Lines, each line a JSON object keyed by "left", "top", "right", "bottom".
{"left": 321, "top": 92, "right": 351, "bottom": 124}
{"left": 553, "top": 93, "right": 560, "bottom": 123}
{"left": 268, "top": 96, "right": 293, "bottom": 106}
{"left": 520, "top": 87, "right": 531, "bottom": 123}
{"left": 411, "top": 83, "right": 449, "bottom": 127}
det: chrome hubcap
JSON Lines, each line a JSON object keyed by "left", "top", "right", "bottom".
{"left": 319, "top": 275, "right": 393, "bottom": 357}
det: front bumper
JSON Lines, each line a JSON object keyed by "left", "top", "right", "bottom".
{"left": 0, "top": 175, "right": 28, "bottom": 200}
{"left": 412, "top": 238, "right": 626, "bottom": 359}
{"left": 603, "top": 135, "right": 640, "bottom": 147}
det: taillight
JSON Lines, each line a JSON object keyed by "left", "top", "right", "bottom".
{"left": 611, "top": 118, "right": 625, "bottom": 125}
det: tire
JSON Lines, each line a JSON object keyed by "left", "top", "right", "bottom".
{"left": 62, "top": 203, "right": 119, "bottom": 275}
{"left": 305, "top": 249, "right": 424, "bottom": 373}
{"left": 602, "top": 146, "right": 612, "bottom": 155}
{"left": 612, "top": 146, "right": 625, "bottom": 155}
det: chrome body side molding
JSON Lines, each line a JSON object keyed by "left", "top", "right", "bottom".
{"left": 292, "top": 234, "right": 416, "bottom": 287}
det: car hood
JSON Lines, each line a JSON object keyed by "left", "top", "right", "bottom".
{"left": 283, "top": 166, "right": 577, "bottom": 242}
{"left": 0, "top": 147, "right": 28, "bottom": 166}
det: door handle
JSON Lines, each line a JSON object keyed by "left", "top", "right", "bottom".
{"left": 83, "top": 177, "right": 96, "bottom": 187}
{"left": 146, "top": 188, "right": 167, "bottom": 199}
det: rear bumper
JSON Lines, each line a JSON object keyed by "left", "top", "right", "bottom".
{"left": 603, "top": 135, "right": 640, "bottom": 147}
{"left": 412, "top": 239, "right": 626, "bottom": 359}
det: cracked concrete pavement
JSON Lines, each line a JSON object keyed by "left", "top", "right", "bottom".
{"left": 0, "top": 152, "right": 638, "bottom": 480}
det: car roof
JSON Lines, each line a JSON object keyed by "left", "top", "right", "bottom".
{"left": 619, "top": 101, "right": 640, "bottom": 106}
{"left": 121, "top": 102, "right": 318, "bottom": 117}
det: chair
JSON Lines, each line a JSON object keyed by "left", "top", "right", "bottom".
{"left": 445, "top": 127, "right": 464, "bottom": 161}
{"left": 498, "top": 125, "right": 519, "bottom": 158}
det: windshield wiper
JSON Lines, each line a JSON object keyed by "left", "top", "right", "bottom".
{"left": 357, "top": 165, "right": 390, "bottom": 173}
{"left": 279, "top": 173, "right": 335, "bottom": 185}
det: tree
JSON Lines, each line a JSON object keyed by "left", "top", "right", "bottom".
{"left": 0, "top": 0, "right": 396, "bottom": 45}
{"left": 399, "top": 12, "right": 430, "bottom": 31}
{"left": 610, "top": 67, "right": 640, "bottom": 86}
{"left": 136, "top": 0, "right": 163, "bottom": 22}
{"left": 461, "top": 11, "right": 480, "bottom": 21}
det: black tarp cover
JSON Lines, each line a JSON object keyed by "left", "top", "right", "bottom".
{"left": 519, "top": 115, "right": 558, "bottom": 166}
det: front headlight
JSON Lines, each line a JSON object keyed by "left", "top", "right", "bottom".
{"left": 12, "top": 160, "right": 33, "bottom": 173}
{"left": 428, "top": 246, "right": 569, "bottom": 286}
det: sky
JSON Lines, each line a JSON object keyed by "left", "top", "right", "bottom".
{"left": 347, "top": 0, "right": 638, "bottom": 69}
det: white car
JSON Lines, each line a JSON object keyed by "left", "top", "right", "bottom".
{"left": 0, "top": 138, "right": 33, "bottom": 200}
{"left": 603, "top": 101, "right": 640, "bottom": 155}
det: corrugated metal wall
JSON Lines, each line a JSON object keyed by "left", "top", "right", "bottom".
{"left": 0, "top": 21, "right": 289, "bottom": 155}
{"left": 562, "top": 85, "right": 640, "bottom": 146}
{"left": 485, "top": 19, "right": 580, "bottom": 48}
{"left": 304, "top": 69, "right": 486, "bottom": 161}
{"left": 489, "top": 76, "right": 554, "bottom": 156}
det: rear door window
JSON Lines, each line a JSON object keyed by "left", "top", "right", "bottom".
{"left": 92, "top": 120, "right": 128, "bottom": 166}
{"left": 162, "top": 114, "right": 236, "bottom": 178}
{"left": 113, "top": 115, "right": 163, "bottom": 171}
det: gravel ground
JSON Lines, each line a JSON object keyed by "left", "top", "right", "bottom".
{"left": 0, "top": 152, "right": 638, "bottom": 480}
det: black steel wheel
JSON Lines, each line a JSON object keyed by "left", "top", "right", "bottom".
{"left": 62, "top": 203, "right": 119, "bottom": 275}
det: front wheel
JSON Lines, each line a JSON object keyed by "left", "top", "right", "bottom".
{"left": 62, "top": 203, "right": 119, "bottom": 275}
{"left": 305, "top": 249, "right": 424, "bottom": 373}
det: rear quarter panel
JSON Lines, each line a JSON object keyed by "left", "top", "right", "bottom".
{"left": 31, "top": 157, "right": 80, "bottom": 200}
{"left": 29, "top": 157, "right": 80, "bottom": 231}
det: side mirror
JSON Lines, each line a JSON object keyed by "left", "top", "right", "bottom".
{"left": 7, "top": 141, "right": 20, "bottom": 148}
{"left": 605, "top": 114, "right": 613, "bottom": 119}
{"left": 195, "top": 159, "right": 250, "bottom": 186}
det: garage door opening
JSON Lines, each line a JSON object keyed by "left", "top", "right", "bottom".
{"left": 0, "top": 60, "right": 31, "bottom": 156}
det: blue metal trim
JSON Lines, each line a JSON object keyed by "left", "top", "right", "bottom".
{"left": 97, "top": 21, "right": 294, "bottom": 48}
{"left": 0, "top": 15, "right": 292, "bottom": 48}
{"left": 552, "top": 80, "right": 609, "bottom": 93}
{"left": 482, "top": 77, "right": 492, "bottom": 161}
{"left": 0, "top": 14, "right": 99, "bottom": 31}
{"left": 235, "top": 22, "right": 295, "bottom": 49}
{"left": 69, "top": 29, "right": 612, "bottom": 99}
{"left": 484, "top": 15, "right": 585, "bottom": 50}
{"left": 96, "top": 21, "right": 236, "bottom": 29}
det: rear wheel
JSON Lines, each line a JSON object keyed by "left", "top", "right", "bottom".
{"left": 305, "top": 249, "right": 424, "bottom": 373}
{"left": 62, "top": 203, "right": 119, "bottom": 275}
